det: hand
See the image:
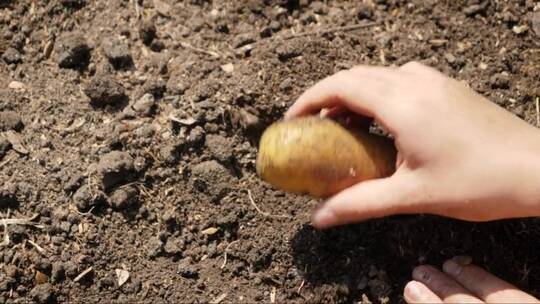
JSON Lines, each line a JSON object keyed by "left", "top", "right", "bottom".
{"left": 285, "top": 62, "right": 540, "bottom": 229}
{"left": 404, "top": 257, "right": 538, "bottom": 303}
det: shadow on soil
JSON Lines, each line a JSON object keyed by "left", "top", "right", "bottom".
{"left": 291, "top": 215, "right": 540, "bottom": 301}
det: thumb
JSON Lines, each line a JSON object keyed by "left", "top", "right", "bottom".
{"left": 311, "top": 173, "right": 419, "bottom": 229}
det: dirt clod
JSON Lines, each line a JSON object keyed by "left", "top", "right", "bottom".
{"left": 29, "top": 283, "right": 54, "bottom": 304}
{"left": 177, "top": 257, "right": 199, "bottom": 279}
{"left": 139, "top": 20, "right": 157, "bottom": 45}
{"left": 83, "top": 75, "right": 127, "bottom": 107}
{"left": 55, "top": 33, "right": 91, "bottom": 69}
{"left": 101, "top": 36, "right": 133, "bottom": 70}
{"left": 146, "top": 236, "right": 163, "bottom": 259}
{"left": 108, "top": 185, "right": 138, "bottom": 209}
{"left": 0, "top": 111, "right": 23, "bottom": 131}
{"left": 2, "top": 47, "right": 22, "bottom": 64}
{"left": 190, "top": 160, "right": 234, "bottom": 203}
{"left": 205, "top": 135, "right": 234, "bottom": 163}
{"left": 97, "top": 151, "right": 135, "bottom": 190}
{"left": 73, "top": 184, "right": 105, "bottom": 211}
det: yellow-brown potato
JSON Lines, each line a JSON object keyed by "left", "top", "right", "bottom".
{"left": 256, "top": 116, "right": 397, "bottom": 198}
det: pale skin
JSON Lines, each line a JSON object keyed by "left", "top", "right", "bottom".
{"left": 285, "top": 62, "right": 540, "bottom": 303}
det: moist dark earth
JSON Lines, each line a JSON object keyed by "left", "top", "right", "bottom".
{"left": 1, "top": 0, "right": 540, "bottom": 303}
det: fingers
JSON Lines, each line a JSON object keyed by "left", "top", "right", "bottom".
{"left": 403, "top": 281, "right": 443, "bottom": 303}
{"left": 284, "top": 66, "right": 399, "bottom": 122}
{"left": 413, "top": 265, "right": 484, "bottom": 303}
{"left": 310, "top": 172, "right": 419, "bottom": 229}
{"left": 442, "top": 259, "right": 539, "bottom": 303}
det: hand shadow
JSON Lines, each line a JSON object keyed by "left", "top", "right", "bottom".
{"left": 290, "top": 215, "right": 540, "bottom": 303}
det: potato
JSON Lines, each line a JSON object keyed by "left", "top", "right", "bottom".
{"left": 256, "top": 116, "right": 397, "bottom": 198}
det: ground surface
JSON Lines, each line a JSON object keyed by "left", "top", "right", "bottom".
{"left": 1, "top": 0, "right": 540, "bottom": 303}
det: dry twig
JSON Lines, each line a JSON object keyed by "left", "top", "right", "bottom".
{"left": 27, "top": 240, "right": 47, "bottom": 256}
{"left": 247, "top": 190, "right": 292, "bottom": 219}
{"left": 74, "top": 267, "right": 93, "bottom": 282}
{"left": 178, "top": 42, "right": 220, "bottom": 58}
{"left": 0, "top": 214, "right": 44, "bottom": 229}
{"left": 220, "top": 240, "right": 239, "bottom": 269}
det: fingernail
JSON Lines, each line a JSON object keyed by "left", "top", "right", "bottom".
{"left": 405, "top": 282, "right": 423, "bottom": 301}
{"left": 412, "top": 266, "right": 432, "bottom": 283}
{"left": 453, "top": 255, "right": 473, "bottom": 266}
{"left": 311, "top": 208, "right": 335, "bottom": 228}
{"left": 443, "top": 259, "right": 463, "bottom": 277}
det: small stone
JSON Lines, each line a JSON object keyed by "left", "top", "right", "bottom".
{"left": 8, "top": 81, "right": 25, "bottom": 90}
{"left": 2, "top": 47, "right": 22, "bottom": 64}
{"left": 512, "top": 25, "right": 528, "bottom": 35}
{"left": 220, "top": 63, "right": 234, "bottom": 73}
{"left": 238, "top": 108, "right": 260, "bottom": 131}
{"left": 29, "top": 283, "right": 54, "bottom": 303}
{"left": 139, "top": 19, "right": 156, "bottom": 45}
{"left": 177, "top": 257, "right": 198, "bottom": 279}
{"left": 97, "top": 151, "right": 135, "bottom": 190}
{"left": 84, "top": 75, "right": 127, "bottom": 107}
{"left": 108, "top": 185, "right": 138, "bottom": 209}
{"left": 101, "top": 36, "right": 133, "bottom": 70}
{"left": 444, "top": 52, "right": 456, "bottom": 64}
{"left": 55, "top": 32, "right": 91, "bottom": 69}
{"left": 0, "top": 111, "right": 23, "bottom": 131}
{"left": 146, "top": 237, "right": 163, "bottom": 258}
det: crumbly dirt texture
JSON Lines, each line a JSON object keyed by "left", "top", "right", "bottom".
{"left": 1, "top": 1, "right": 540, "bottom": 303}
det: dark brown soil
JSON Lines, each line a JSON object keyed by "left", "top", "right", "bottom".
{"left": 1, "top": 1, "right": 540, "bottom": 303}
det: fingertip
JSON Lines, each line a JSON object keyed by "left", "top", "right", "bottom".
{"left": 310, "top": 207, "right": 337, "bottom": 229}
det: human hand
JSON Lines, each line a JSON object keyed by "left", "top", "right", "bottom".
{"left": 285, "top": 62, "right": 540, "bottom": 228}
{"left": 404, "top": 257, "right": 538, "bottom": 303}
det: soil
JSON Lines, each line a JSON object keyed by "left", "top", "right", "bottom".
{"left": 1, "top": 0, "right": 540, "bottom": 303}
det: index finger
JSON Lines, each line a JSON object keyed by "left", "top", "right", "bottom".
{"left": 284, "top": 66, "right": 399, "bottom": 122}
